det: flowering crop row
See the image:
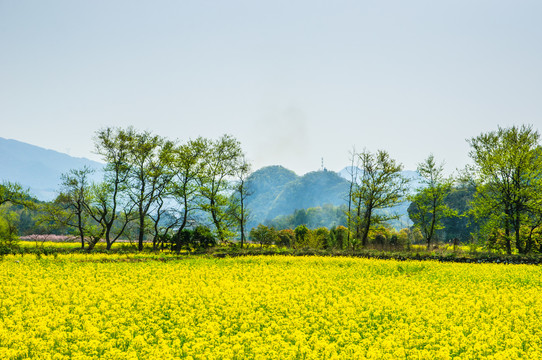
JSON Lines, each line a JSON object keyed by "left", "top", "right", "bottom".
{"left": 1, "top": 255, "right": 541, "bottom": 359}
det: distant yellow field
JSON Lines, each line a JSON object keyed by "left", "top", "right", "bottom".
{"left": 0, "top": 255, "right": 541, "bottom": 359}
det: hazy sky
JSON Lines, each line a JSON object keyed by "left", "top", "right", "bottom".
{"left": 1, "top": 1, "right": 541, "bottom": 175}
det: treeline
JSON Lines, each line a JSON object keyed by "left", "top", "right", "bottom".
{"left": 343, "top": 124, "right": 542, "bottom": 255}
{"left": 254, "top": 124, "right": 542, "bottom": 256}
{"left": 266, "top": 204, "right": 348, "bottom": 230}
{"left": 2, "top": 127, "right": 252, "bottom": 251}
{"left": 250, "top": 224, "right": 420, "bottom": 250}
{"left": 2, "top": 124, "right": 542, "bottom": 256}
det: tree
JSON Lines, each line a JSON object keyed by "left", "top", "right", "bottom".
{"left": 351, "top": 149, "right": 410, "bottom": 248}
{"left": 312, "top": 227, "right": 330, "bottom": 249}
{"left": 0, "top": 207, "right": 19, "bottom": 246}
{"left": 47, "top": 167, "right": 95, "bottom": 249}
{"left": 408, "top": 155, "right": 456, "bottom": 250}
{"left": 468, "top": 125, "right": 542, "bottom": 254}
{"left": 124, "top": 129, "right": 173, "bottom": 251}
{"left": 0, "top": 182, "right": 33, "bottom": 247}
{"left": 145, "top": 142, "right": 179, "bottom": 251}
{"left": 169, "top": 138, "right": 207, "bottom": 237}
{"left": 171, "top": 225, "right": 216, "bottom": 251}
{"left": 197, "top": 134, "right": 244, "bottom": 242}
{"left": 249, "top": 224, "right": 278, "bottom": 248}
{"left": 524, "top": 172, "right": 542, "bottom": 253}
{"left": 82, "top": 182, "right": 133, "bottom": 250}
{"left": 0, "top": 181, "right": 31, "bottom": 207}
{"left": 91, "top": 127, "right": 135, "bottom": 249}
{"left": 294, "top": 224, "right": 310, "bottom": 248}
{"left": 330, "top": 226, "right": 349, "bottom": 250}
{"left": 229, "top": 156, "right": 252, "bottom": 248}
{"left": 276, "top": 229, "right": 295, "bottom": 247}
{"left": 345, "top": 147, "right": 358, "bottom": 250}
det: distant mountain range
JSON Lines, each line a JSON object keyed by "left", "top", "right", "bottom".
{"left": 0, "top": 137, "right": 103, "bottom": 200}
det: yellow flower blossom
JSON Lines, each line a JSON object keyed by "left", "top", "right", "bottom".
{"left": 0, "top": 255, "right": 541, "bottom": 359}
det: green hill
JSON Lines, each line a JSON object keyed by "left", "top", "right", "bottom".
{"left": 246, "top": 167, "right": 349, "bottom": 228}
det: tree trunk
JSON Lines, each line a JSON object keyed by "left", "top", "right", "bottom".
{"left": 138, "top": 212, "right": 145, "bottom": 251}
{"left": 361, "top": 208, "right": 372, "bottom": 247}
{"left": 354, "top": 200, "right": 362, "bottom": 249}
{"left": 515, "top": 212, "right": 524, "bottom": 254}
{"left": 105, "top": 225, "right": 112, "bottom": 251}
{"left": 504, "top": 221, "right": 512, "bottom": 255}
{"left": 77, "top": 212, "right": 85, "bottom": 249}
{"left": 240, "top": 215, "right": 245, "bottom": 248}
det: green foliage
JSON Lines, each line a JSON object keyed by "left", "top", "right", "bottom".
{"left": 0, "top": 181, "right": 33, "bottom": 208}
{"left": 124, "top": 128, "right": 171, "bottom": 251}
{"left": 267, "top": 204, "right": 347, "bottom": 230}
{"left": 171, "top": 226, "right": 217, "bottom": 251}
{"left": 0, "top": 183, "right": 40, "bottom": 249}
{"left": 0, "top": 208, "right": 19, "bottom": 246}
{"left": 439, "top": 184, "right": 477, "bottom": 242}
{"left": 408, "top": 155, "right": 457, "bottom": 249}
{"left": 330, "top": 226, "right": 349, "bottom": 250}
{"left": 249, "top": 224, "right": 278, "bottom": 247}
{"left": 92, "top": 127, "right": 135, "bottom": 249}
{"left": 350, "top": 149, "right": 410, "bottom": 248}
{"left": 276, "top": 229, "right": 295, "bottom": 247}
{"left": 312, "top": 227, "right": 330, "bottom": 249}
{"left": 43, "top": 167, "right": 97, "bottom": 249}
{"left": 197, "top": 135, "right": 245, "bottom": 243}
{"left": 294, "top": 225, "right": 310, "bottom": 248}
{"left": 467, "top": 125, "right": 542, "bottom": 254}
{"left": 168, "top": 137, "right": 207, "bottom": 235}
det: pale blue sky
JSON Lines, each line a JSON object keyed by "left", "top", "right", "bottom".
{"left": 1, "top": 0, "right": 541, "bottom": 175}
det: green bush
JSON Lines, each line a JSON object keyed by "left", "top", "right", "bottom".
{"left": 171, "top": 226, "right": 217, "bottom": 251}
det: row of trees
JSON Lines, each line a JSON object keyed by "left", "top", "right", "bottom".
{"left": 2, "top": 124, "right": 542, "bottom": 255}
{"left": 266, "top": 204, "right": 347, "bottom": 230}
{"left": 250, "top": 223, "right": 421, "bottom": 250}
{"left": 344, "top": 124, "right": 542, "bottom": 255}
{"left": 45, "top": 127, "right": 251, "bottom": 250}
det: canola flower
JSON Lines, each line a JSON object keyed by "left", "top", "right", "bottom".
{"left": 0, "top": 254, "right": 541, "bottom": 359}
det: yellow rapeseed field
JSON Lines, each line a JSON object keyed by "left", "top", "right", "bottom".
{"left": 0, "top": 254, "right": 541, "bottom": 359}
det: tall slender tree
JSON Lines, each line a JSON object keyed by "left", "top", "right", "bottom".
{"left": 230, "top": 156, "right": 252, "bottom": 248}
{"left": 124, "top": 129, "right": 174, "bottom": 251}
{"left": 56, "top": 167, "right": 95, "bottom": 249}
{"left": 91, "top": 127, "right": 134, "bottom": 249}
{"left": 170, "top": 137, "right": 207, "bottom": 236}
{"left": 346, "top": 146, "right": 358, "bottom": 250}
{"left": 351, "top": 149, "right": 410, "bottom": 248}
{"left": 197, "top": 134, "right": 244, "bottom": 242}
{"left": 408, "top": 155, "right": 456, "bottom": 250}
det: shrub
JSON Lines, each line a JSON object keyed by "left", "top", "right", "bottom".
{"left": 276, "top": 229, "right": 295, "bottom": 248}
{"left": 170, "top": 226, "right": 217, "bottom": 251}
{"left": 249, "top": 225, "right": 278, "bottom": 248}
